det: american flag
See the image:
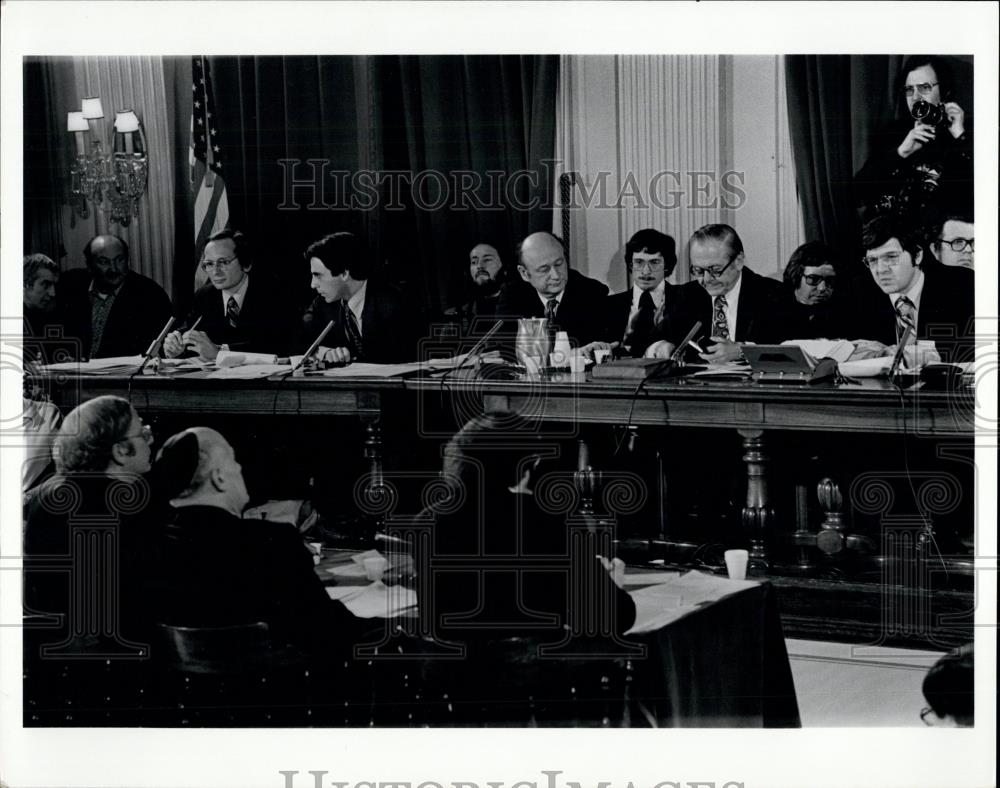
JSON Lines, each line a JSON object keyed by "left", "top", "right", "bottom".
{"left": 190, "top": 56, "right": 230, "bottom": 289}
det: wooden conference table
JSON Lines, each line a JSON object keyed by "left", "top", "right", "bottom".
{"left": 46, "top": 365, "right": 974, "bottom": 570}
{"left": 317, "top": 549, "right": 800, "bottom": 727}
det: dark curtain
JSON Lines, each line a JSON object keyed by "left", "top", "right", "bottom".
{"left": 206, "top": 55, "right": 558, "bottom": 313}
{"left": 164, "top": 57, "right": 195, "bottom": 310}
{"left": 23, "top": 57, "right": 71, "bottom": 261}
{"left": 785, "top": 55, "right": 974, "bottom": 261}
{"left": 372, "top": 56, "right": 558, "bottom": 310}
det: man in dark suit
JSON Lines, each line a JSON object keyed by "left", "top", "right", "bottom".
{"left": 849, "top": 214, "right": 974, "bottom": 362}
{"left": 23, "top": 395, "right": 156, "bottom": 724}
{"left": 653, "top": 223, "right": 783, "bottom": 362}
{"left": 59, "top": 234, "right": 173, "bottom": 359}
{"left": 601, "top": 228, "right": 703, "bottom": 357}
{"left": 300, "top": 231, "right": 420, "bottom": 364}
{"left": 441, "top": 241, "right": 508, "bottom": 336}
{"left": 163, "top": 229, "right": 295, "bottom": 359}
{"left": 496, "top": 231, "right": 609, "bottom": 348}
{"left": 149, "top": 426, "right": 363, "bottom": 660}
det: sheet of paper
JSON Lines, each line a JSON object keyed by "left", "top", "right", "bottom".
{"left": 625, "top": 570, "right": 757, "bottom": 634}
{"left": 781, "top": 338, "right": 855, "bottom": 364}
{"left": 205, "top": 363, "right": 291, "bottom": 379}
{"left": 325, "top": 581, "right": 417, "bottom": 618}
{"left": 41, "top": 355, "right": 143, "bottom": 372}
{"left": 319, "top": 362, "right": 423, "bottom": 378}
{"left": 838, "top": 357, "right": 892, "bottom": 378}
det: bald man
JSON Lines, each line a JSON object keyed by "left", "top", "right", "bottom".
{"left": 60, "top": 234, "right": 172, "bottom": 359}
{"left": 496, "top": 231, "right": 610, "bottom": 348}
{"left": 149, "top": 427, "right": 363, "bottom": 661}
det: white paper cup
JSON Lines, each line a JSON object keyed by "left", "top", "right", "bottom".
{"left": 363, "top": 556, "right": 388, "bottom": 582}
{"left": 594, "top": 348, "right": 611, "bottom": 365}
{"left": 568, "top": 356, "right": 587, "bottom": 373}
{"left": 724, "top": 549, "right": 749, "bottom": 580}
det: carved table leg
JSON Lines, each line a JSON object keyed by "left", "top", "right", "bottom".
{"left": 360, "top": 415, "right": 385, "bottom": 543}
{"left": 738, "top": 428, "right": 773, "bottom": 574}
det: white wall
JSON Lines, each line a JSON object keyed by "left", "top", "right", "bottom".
{"left": 555, "top": 55, "right": 804, "bottom": 291}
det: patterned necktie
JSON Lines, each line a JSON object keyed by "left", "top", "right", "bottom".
{"left": 627, "top": 289, "right": 656, "bottom": 356}
{"left": 712, "top": 294, "right": 730, "bottom": 340}
{"left": 342, "top": 299, "right": 364, "bottom": 361}
{"left": 544, "top": 298, "right": 559, "bottom": 322}
{"left": 895, "top": 295, "right": 916, "bottom": 342}
{"left": 226, "top": 296, "right": 240, "bottom": 328}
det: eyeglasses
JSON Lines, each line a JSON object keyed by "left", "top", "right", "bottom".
{"left": 632, "top": 259, "right": 665, "bottom": 272}
{"left": 939, "top": 237, "right": 974, "bottom": 252}
{"left": 690, "top": 256, "right": 736, "bottom": 280}
{"left": 802, "top": 274, "right": 836, "bottom": 287}
{"left": 119, "top": 423, "right": 154, "bottom": 445}
{"left": 200, "top": 256, "right": 239, "bottom": 272}
{"left": 920, "top": 706, "right": 936, "bottom": 726}
{"left": 903, "top": 82, "right": 938, "bottom": 98}
{"left": 862, "top": 251, "right": 906, "bottom": 269}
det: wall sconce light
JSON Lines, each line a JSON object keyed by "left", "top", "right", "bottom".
{"left": 68, "top": 96, "right": 148, "bottom": 227}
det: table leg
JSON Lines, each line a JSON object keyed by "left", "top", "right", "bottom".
{"left": 738, "top": 428, "right": 773, "bottom": 574}
{"left": 360, "top": 414, "right": 385, "bottom": 540}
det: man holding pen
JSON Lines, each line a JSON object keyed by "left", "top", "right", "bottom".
{"left": 164, "top": 229, "right": 295, "bottom": 360}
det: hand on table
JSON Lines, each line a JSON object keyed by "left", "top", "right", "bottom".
{"left": 318, "top": 346, "right": 352, "bottom": 366}
{"left": 643, "top": 340, "right": 676, "bottom": 360}
{"left": 579, "top": 341, "right": 618, "bottom": 360}
{"left": 163, "top": 330, "right": 185, "bottom": 358}
{"left": 184, "top": 330, "right": 221, "bottom": 361}
{"left": 699, "top": 337, "right": 743, "bottom": 364}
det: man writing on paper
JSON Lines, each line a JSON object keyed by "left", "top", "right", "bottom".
{"left": 300, "top": 231, "right": 418, "bottom": 365}
{"left": 60, "top": 234, "right": 172, "bottom": 359}
{"left": 163, "top": 229, "right": 294, "bottom": 360}
{"left": 646, "top": 224, "right": 782, "bottom": 362}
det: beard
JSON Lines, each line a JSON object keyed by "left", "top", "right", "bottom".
{"left": 471, "top": 276, "right": 502, "bottom": 298}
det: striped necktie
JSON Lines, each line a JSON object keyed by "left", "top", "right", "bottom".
{"left": 895, "top": 295, "right": 916, "bottom": 343}
{"left": 342, "top": 299, "right": 364, "bottom": 361}
{"left": 226, "top": 296, "right": 240, "bottom": 328}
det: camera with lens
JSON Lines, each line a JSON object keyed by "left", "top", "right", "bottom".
{"left": 911, "top": 99, "right": 947, "bottom": 127}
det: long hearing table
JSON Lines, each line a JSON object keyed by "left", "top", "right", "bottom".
{"left": 44, "top": 367, "right": 975, "bottom": 571}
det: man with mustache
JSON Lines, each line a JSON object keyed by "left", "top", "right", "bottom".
{"left": 164, "top": 229, "right": 294, "bottom": 360}
{"left": 60, "top": 234, "right": 172, "bottom": 359}
{"left": 849, "top": 214, "right": 973, "bottom": 362}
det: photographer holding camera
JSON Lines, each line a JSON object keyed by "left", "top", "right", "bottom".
{"left": 855, "top": 55, "right": 972, "bottom": 223}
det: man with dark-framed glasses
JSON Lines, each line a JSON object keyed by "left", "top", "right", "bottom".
{"left": 928, "top": 210, "right": 974, "bottom": 271}
{"left": 648, "top": 223, "right": 782, "bottom": 362}
{"left": 164, "top": 228, "right": 295, "bottom": 360}
{"left": 848, "top": 213, "right": 973, "bottom": 361}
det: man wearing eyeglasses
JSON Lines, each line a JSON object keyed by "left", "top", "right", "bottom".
{"left": 855, "top": 55, "right": 972, "bottom": 220}
{"left": 649, "top": 224, "right": 782, "bottom": 363}
{"left": 849, "top": 214, "right": 973, "bottom": 361}
{"left": 164, "top": 229, "right": 294, "bottom": 360}
{"left": 23, "top": 395, "right": 156, "bottom": 724}
{"left": 59, "top": 234, "right": 172, "bottom": 360}
{"left": 597, "top": 229, "right": 703, "bottom": 358}
{"left": 928, "top": 211, "right": 974, "bottom": 271}
{"left": 767, "top": 241, "right": 847, "bottom": 341}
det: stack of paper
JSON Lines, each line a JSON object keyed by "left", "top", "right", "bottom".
{"left": 625, "top": 570, "right": 757, "bottom": 633}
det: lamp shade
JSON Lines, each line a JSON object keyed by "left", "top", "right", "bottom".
{"left": 114, "top": 110, "right": 140, "bottom": 133}
{"left": 67, "top": 111, "right": 89, "bottom": 132}
{"left": 81, "top": 96, "right": 104, "bottom": 119}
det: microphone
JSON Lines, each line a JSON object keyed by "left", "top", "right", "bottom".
{"left": 444, "top": 319, "right": 504, "bottom": 379}
{"left": 888, "top": 322, "right": 915, "bottom": 382}
{"left": 291, "top": 320, "right": 335, "bottom": 373}
{"left": 669, "top": 320, "right": 704, "bottom": 364}
{"left": 136, "top": 316, "right": 176, "bottom": 374}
